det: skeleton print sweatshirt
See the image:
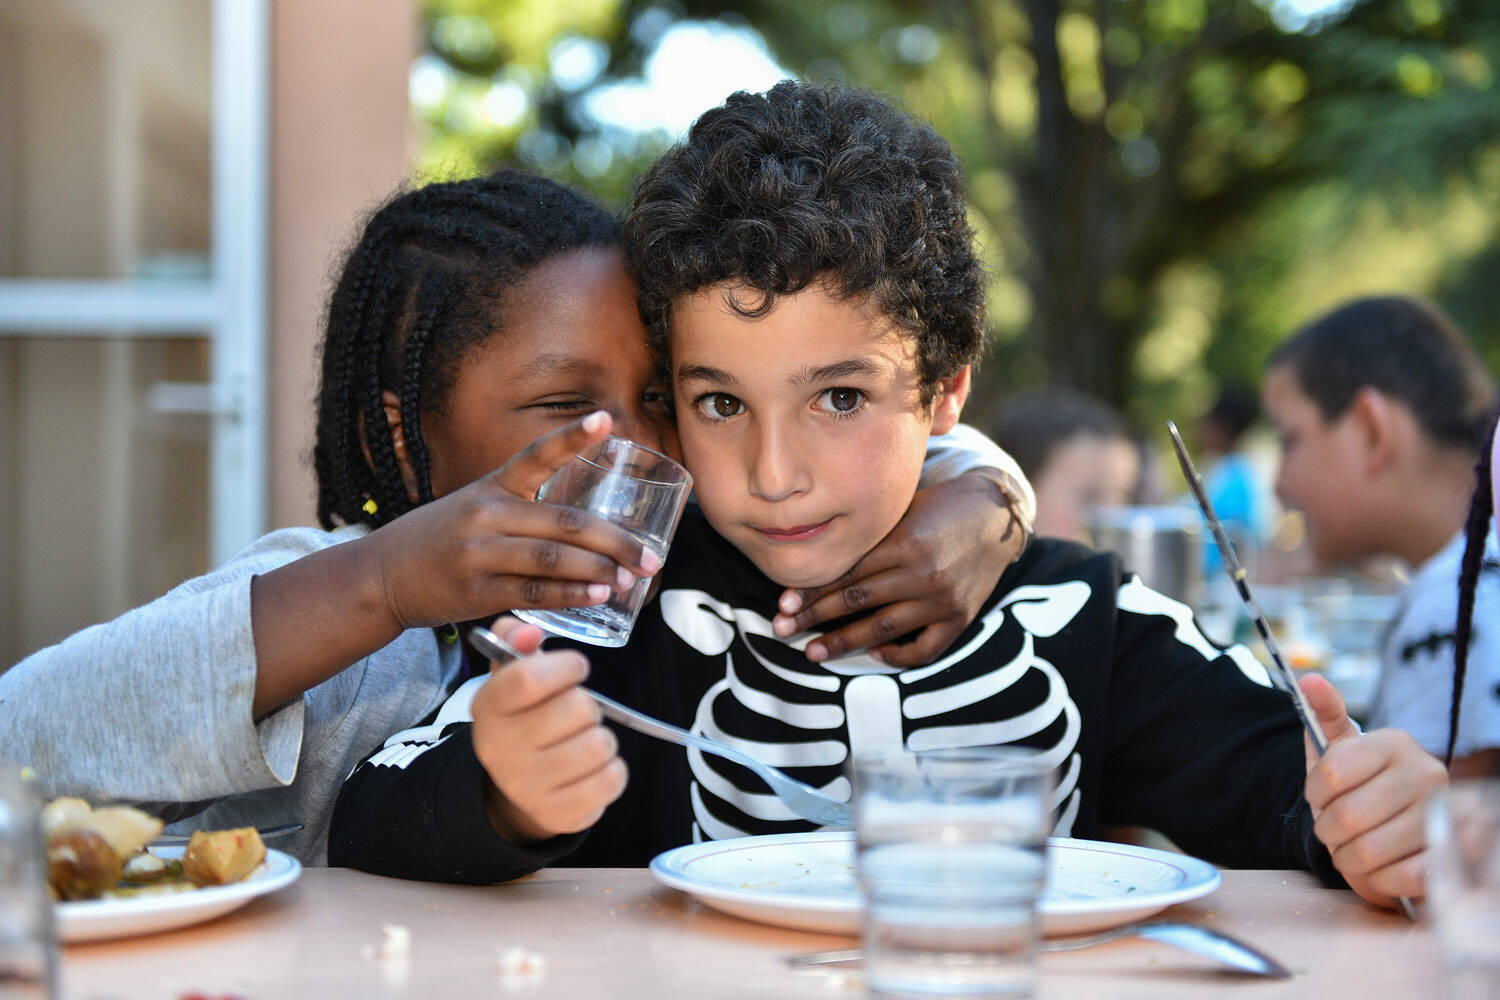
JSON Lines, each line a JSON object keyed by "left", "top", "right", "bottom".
{"left": 329, "top": 510, "right": 1338, "bottom": 886}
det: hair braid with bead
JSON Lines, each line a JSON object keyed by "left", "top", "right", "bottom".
{"left": 1450, "top": 408, "right": 1499, "bottom": 767}
{"left": 312, "top": 168, "right": 622, "bottom": 530}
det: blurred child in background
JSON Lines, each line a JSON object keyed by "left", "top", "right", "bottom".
{"left": 1198, "top": 385, "right": 1273, "bottom": 574}
{"left": 991, "top": 390, "right": 1140, "bottom": 542}
{"left": 1262, "top": 295, "right": 1500, "bottom": 776}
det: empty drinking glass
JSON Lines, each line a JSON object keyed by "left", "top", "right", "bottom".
{"left": 1427, "top": 778, "right": 1500, "bottom": 1000}
{"left": 515, "top": 436, "right": 692, "bottom": 647}
{"left": 0, "top": 767, "right": 58, "bottom": 999}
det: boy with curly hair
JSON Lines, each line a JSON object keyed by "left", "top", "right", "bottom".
{"left": 332, "top": 82, "right": 1442, "bottom": 911}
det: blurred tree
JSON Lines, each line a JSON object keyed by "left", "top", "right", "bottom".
{"left": 416, "top": 0, "right": 1500, "bottom": 433}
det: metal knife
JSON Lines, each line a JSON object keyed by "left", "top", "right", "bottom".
{"left": 1167, "top": 419, "right": 1419, "bottom": 922}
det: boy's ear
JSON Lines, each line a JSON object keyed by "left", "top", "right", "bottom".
{"left": 359, "top": 390, "right": 421, "bottom": 504}
{"left": 928, "top": 365, "right": 972, "bottom": 436}
{"left": 1348, "top": 386, "right": 1400, "bottom": 477}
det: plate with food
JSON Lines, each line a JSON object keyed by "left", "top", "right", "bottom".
{"left": 44, "top": 798, "right": 302, "bottom": 944}
{"left": 650, "top": 832, "right": 1220, "bottom": 937}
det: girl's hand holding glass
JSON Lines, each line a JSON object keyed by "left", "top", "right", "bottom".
{"left": 369, "top": 412, "right": 662, "bottom": 633}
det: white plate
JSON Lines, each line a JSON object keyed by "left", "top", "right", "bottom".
{"left": 57, "top": 846, "right": 302, "bottom": 944}
{"left": 650, "top": 832, "right": 1220, "bottom": 937}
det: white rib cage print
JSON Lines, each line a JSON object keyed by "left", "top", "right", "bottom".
{"left": 657, "top": 582, "right": 1089, "bottom": 844}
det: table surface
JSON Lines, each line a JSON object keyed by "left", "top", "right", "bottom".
{"left": 60, "top": 866, "right": 1441, "bottom": 999}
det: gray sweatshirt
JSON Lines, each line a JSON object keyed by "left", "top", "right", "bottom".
{"left": 0, "top": 426, "right": 1028, "bottom": 866}
{"left": 0, "top": 524, "right": 460, "bottom": 866}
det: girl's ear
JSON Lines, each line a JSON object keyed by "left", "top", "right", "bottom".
{"left": 362, "top": 390, "right": 420, "bottom": 505}
{"left": 929, "top": 366, "right": 972, "bottom": 436}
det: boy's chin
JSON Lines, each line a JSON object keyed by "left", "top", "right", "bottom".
{"left": 747, "top": 552, "right": 854, "bottom": 593}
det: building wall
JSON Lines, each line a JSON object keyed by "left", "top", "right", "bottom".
{"left": 270, "top": 0, "right": 416, "bottom": 529}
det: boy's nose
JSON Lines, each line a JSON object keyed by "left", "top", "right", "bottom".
{"left": 1272, "top": 464, "right": 1294, "bottom": 507}
{"left": 747, "top": 421, "right": 810, "bottom": 502}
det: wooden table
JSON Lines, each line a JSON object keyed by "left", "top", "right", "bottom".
{"left": 61, "top": 868, "right": 1441, "bottom": 998}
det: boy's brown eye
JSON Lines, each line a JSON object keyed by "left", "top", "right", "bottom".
{"left": 829, "top": 389, "right": 859, "bottom": 411}
{"left": 712, "top": 395, "right": 741, "bottom": 418}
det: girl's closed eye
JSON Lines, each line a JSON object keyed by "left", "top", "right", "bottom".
{"left": 643, "top": 385, "right": 674, "bottom": 415}
{"left": 693, "top": 392, "right": 744, "bottom": 421}
{"left": 529, "top": 395, "right": 598, "bottom": 415}
{"left": 817, "top": 387, "right": 866, "bottom": 417}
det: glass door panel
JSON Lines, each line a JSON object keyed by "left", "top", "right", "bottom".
{"left": 0, "top": 0, "right": 212, "bottom": 280}
{"left": 0, "top": 334, "right": 212, "bottom": 664}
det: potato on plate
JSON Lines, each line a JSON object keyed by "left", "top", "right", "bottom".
{"left": 181, "top": 827, "right": 266, "bottom": 885}
{"left": 47, "top": 829, "right": 123, "bottom": 901}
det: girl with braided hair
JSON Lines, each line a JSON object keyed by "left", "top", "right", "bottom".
{"left": 0, "top": 167, "right": 1032, "bottom": 866}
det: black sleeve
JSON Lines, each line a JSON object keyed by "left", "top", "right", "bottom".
{"left": 328, "top": 707, "right": 584, "bottom": 884}
{"left": 1099, "top": 581, "right": 1343, "bottom": 886}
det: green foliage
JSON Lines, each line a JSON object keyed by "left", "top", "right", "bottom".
{"left": 416, "top": 0, "right": 1500, "bottom": 443}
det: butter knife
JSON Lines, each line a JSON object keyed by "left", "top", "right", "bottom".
{"left": 151, "top": 822, "right": 303, "bottom": 846}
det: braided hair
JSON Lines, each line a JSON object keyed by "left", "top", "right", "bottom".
{"left": 312, "top": 168, "right": 621, "bottom": 530}
{"left": 1451, "top": 409, "right": 1499, "bottom": 766}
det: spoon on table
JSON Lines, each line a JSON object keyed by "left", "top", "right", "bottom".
{"left": 787, "top": 920, "right": 1291, "bottom": 979}
{"left": 468, "top": 625, "right": 852, "bottom": 828}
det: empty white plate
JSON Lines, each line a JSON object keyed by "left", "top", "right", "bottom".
{"left": 651, "top": 832, "right": 1220, "bottom": 937}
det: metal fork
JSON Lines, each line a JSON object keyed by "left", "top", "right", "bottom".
{"left": 468, "top": 626, "right": 852, "bottom": 828}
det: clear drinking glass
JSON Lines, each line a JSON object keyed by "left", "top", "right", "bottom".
{"left": 1427, "top": 778, "right": 1500, "bottom": 1000}
{"left": 853, "top": 748, "right": 1054, "bottom": 1000}
{"left": 515, "top": 436, "right": 692, "bottom": 647}
{"left": 0, "top": 767, "right": 58, "bottom": 999}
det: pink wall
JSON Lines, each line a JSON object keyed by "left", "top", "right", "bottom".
{"left": 270, "top": 0, "right": 415, "bottom": 527}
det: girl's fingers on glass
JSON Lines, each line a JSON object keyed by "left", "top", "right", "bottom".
{"left": 491, "top": 575, "right": 615, "bottom": 609}
{"left": 482, "top": 526, "right": 651, "bottom": 586}
{"left": 470, "top": 500, "right": 649, "bottom": 575}
{"left": 493, "top": 412, "right": 613, "bottom": 496}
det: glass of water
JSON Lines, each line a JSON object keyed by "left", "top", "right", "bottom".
{"left": 853, "top": 747, "right": 1053, "bottom": 1000}
{"left": 1427, "top": 778, "right": 1500, "bottom": 1000}
{"left": 515, "top": 436, "right": 692, "bottom": 647}
{"left": 0, "top": 767, "right": 58, "bottom": 999}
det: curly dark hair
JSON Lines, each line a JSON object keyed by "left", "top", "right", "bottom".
{"left": 312, "top": 167, "right": 620, "bottom": 530}
{"left": 623, "top": 80, "right": 984, "bottom": 396}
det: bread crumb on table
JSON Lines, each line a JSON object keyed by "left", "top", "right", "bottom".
{"left": 360, "top": 923, "right": 411, "bottom": 962}
{"left": 496, "top": 945, "right": 546, "bottom": 984}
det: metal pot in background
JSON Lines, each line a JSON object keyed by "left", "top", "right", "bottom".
{"left": 1086, "top": 505, "right": 1203, "bottom": 607}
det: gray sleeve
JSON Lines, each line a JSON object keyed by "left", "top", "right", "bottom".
{"left": 921, "top": 423, "right": 1037, "bottom": 528}
{"left": 0, "top": 526, "right": 363, "bottom": 803}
